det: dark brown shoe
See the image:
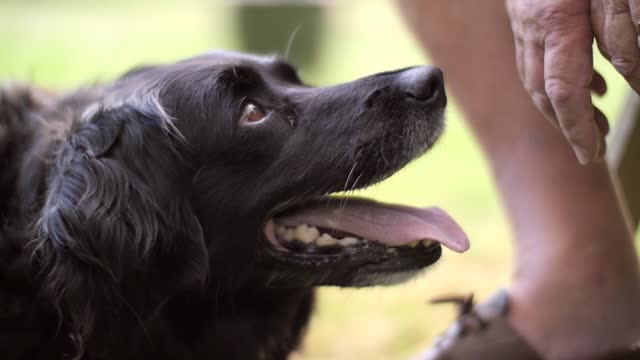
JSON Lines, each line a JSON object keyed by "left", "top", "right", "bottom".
{"left": 414, "top": 289, "right": 640, "bottom": 360}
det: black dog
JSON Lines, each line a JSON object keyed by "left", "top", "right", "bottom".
{"left": 0, "top": 51, "right": 468, "bottom": 359}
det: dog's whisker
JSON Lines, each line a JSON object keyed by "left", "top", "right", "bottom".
{"left": 342, "top": 155, "right": 360, "bottom": 194}
{"left": 350, "top": 171, "right": 365, "bottom": 193}
{"left": 284, "top": 24, "right": 303, "bottom": 63}
{"left": 338, "top": 152, "right": 363, "bottom": 213}
{"left": 232, "top": 65, "right": 239, "bottom": 80}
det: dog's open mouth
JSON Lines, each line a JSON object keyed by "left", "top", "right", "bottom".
{"left": 264, "top": 197, "right": 469, "bottom": 257}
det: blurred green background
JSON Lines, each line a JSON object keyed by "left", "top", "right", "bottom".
{"left": 0, "top": 1, "right": 635, "bottom": 359}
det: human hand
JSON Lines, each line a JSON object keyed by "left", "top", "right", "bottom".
{"left": 506, "top": 0, "right": 609, "bottom": 165}
{"left": 591, "top": 1, "right": 640, "bottom": 93}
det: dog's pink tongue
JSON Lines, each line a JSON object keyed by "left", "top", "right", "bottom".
{"left": 276, "top": 198, "right": 469, "bottom": 253}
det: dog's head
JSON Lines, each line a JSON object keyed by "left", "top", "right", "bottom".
{"left": 32, "top": 51, "right": 468, "bottom": 339}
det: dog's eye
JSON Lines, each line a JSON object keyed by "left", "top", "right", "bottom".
{"left": 240, "top": 102, "right": 268, "bottom": 124}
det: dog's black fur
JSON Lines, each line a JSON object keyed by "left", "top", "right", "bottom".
{"left": 0, "top": 51, "right": 446, "bottom": 359}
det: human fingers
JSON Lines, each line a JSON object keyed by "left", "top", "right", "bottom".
{"left": 591, "top": 0, "right": 608, "bottom": 55}
{"left": 604, "top": 0, "right": 640, "bottom": 90}
{"left": 544, "top": 22, "right": 600, "bottom": 164}
{"left": 591, "top": 69, "right": 608, "bottom": 95}
{"left": 524, "top": 40, "right": 559, "bottom": 125}
{"left": 506, "top": 0, "right": 528, "bottom": 85}
{"left": 506, "top": 0, "right": 562, "bottom": 128}
{"left": 594, "top": 105, "right": 610, "bottom": 136}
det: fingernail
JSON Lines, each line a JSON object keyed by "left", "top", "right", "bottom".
{"left": 573, "top": 144, "right": 595, "bottom": 165}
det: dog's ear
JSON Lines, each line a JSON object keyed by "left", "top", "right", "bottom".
{"left": 31, "top": 103, "right": 208, "bottom": 344}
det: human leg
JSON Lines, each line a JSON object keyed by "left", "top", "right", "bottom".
{"left": 397, "top": 1, "right": 640, "bottom": 358}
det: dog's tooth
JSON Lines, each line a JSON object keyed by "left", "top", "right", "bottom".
{"left": 275, "top": 226, "right": 287, "bottom": 236}
{"left": 316, "top": 233, "right": 337, "bottom": 247}
{"left": 295, "top": 224, "right": 315, "bottom": 243}
{"left": 422, "top": 239, "right": 434, "bottom": 247}
{"left": 282, "top": 228, "right": 295, "bottom": 242}
{"left": 296, "top": 225, "right": 319, "bottom": 243}
{"left": 307, "top": 226, "right": 320, "bottom": 239}
{"left": 406, "top": 240, "right": 420, "bottom": 248}
{"left": 337, "top": 237, "right": 359, "bottom": 246}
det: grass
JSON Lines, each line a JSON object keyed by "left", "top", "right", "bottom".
{"left": 1, "top": 1, "right": 636, "bottom": 359}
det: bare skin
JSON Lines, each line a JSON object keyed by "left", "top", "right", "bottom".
{"left": 506, "top": 0, "right": 605, "bottom": 165}
{"left": 591, "top": 0, "right": 640, "bottom": 91}
{"left": 396, "top": 1, "right": 640, "bottom": 358}
{"left": 507, "top": 0, "right": 640, "bottom": 165}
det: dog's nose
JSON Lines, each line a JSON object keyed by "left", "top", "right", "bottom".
{"left": 398, "top": 66, "right": 445, "bottom": 105}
